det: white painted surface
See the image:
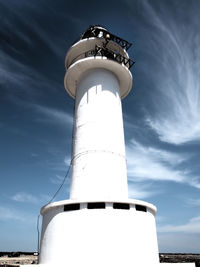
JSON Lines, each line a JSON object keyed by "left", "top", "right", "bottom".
{"left": 64, "top": 56, "right": 132, "bottom": 99}
{"left": 39, "top": 200, "right": 159, "bottom": 267}
{"left": 70, "top": 69, "right": 128, "bottom": 200}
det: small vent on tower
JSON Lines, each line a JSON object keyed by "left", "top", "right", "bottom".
{"left": 87, "top": 202, "right": 106, "bottom": 209}
{"left": 64, "top": 203, "right": 80, "bottom": 211}
{"left": 113, "top": 203, "right": 130, "bottom": 210}
{"left": 135, "top": 205, "right": 147, "bottom": 212}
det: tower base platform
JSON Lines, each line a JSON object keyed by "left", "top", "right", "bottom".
{"left": 23, "top": 199, "right": 195, "bottom": 267}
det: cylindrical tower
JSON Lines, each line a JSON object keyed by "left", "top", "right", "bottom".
{"left": 36, "top": 26, "right": 160, "bottom": 267}
{"left": 64, "top": 25, "right": 133, "bottom": 201}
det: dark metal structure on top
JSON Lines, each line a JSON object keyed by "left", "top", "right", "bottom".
{"left": 68, "top": 25, "right": 135, "bottom": 70}
{"left": 81, "top": 25, "right": 132, "bottom": 51}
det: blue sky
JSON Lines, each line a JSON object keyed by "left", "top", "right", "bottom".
{"left": 0, "top": 0, "right": 200, "bottom": 253}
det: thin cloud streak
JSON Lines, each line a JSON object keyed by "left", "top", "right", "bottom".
{"left": 126, "top": 140, "right": 199, "bottom": 188}
{"left": 0, "top": 205, "right": 34, "bottom": 222}
{"left": 158, "top": 216, "right": 200, "bottom": 233}
{"left": 139, "top": 1, "right": 200, "bottom": 144}
{"left": 186, "top": 198, "right": 200, "bottom": 207}
{"left": 0, "top": 49, "right": 51, "bottom": 95}
{"left": 50, "top": 156, "right": 71, "bottom": 185}
{"left": 128, "top": 182, "right": 161, "bottom": 199}
{"left": 50, "top": 174, "right": 69, "bottom": 185}
{"left": 11, "top": 192, "right": 50, "bottom": 204}
{"left": 46, "top": 154, "right": 71, "bottom": 173}
{"left": 34, "top": 104, "right": 73, "bottom": 126}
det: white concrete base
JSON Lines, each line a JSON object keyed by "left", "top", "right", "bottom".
{"left": 37, "top": 199, "right": 159, "bottom": 267}
{"left": 22, "top": 199, "right": 195, "bottom": 267}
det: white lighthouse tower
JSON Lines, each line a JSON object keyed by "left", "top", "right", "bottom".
{"left": 38, "top": 25, "right": 159, "bottom": 267}
{"left": 26, "top": 26, "right": 195, "bottom": 267}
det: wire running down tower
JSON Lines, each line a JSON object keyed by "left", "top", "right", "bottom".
{"left": 24, "top": 25, "right": 195, "bottom": 267}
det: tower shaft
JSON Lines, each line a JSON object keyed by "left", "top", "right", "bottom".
{"left": 70, "top": 68, "right": 128, "bottom": 200}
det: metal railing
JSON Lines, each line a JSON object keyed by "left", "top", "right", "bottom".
{"left": 81, "top": 26, "right": 132, "bottom": 51}
{"left": 85, "top": 45, "right": 135, "bottom": 69}
{"left": 69, "top": 45, "right": 135, "bottom": 69}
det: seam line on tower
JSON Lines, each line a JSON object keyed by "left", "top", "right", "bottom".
{"left": 71, "top": 149, "right": 126, "bottom": 163}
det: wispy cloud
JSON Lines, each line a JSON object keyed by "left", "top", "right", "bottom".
{"left": 186, "top": 198, "right": 200, "bottom": 207}
{"left": 50, "top": 174, "right": 66, "bottom": 185}
{"left": 127, "top": 140, "right": 187, "bottom": 182}
{"left": 136, "top": 1, "right": 200, "bottom": 145}
{"left": 126, "top": 140, "right": 200, "bottom": 189}
{"left": 46, "top": 154, "right": 71, "bottom": 173}
{"left": 34, "top": 104, "right": 73, "bottom": 126}
{"left": 128, "top": 182, "right": 160, "bottom": 199}
{"left": 11, "top": 192, "right": 49, "bottom": 204}
{"left": 0, "top": 206, "right": 33, "bottom": 222}
{"left": 158, "top": 216, "right": 200, "bottom": 233}
{"left": 0, "top": 51, "right": 50, "bottom": 97}
{"left": 64, "top": 156, "right": 71, "bottom": 166}
{"left": 31, "top": 153, "right": 38, "bottom": 157}
{"left": 0, "top": 206, "right": 24, "bottom": 221}
{"left": 50, "top": 157, "right": 71, "bottom": 184}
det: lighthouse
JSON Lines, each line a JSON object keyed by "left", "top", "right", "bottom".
{"left": 24, "top": 26, "right": 195, "bottom": 267}
{"left": 37, "top": 25, "right": 159, "bottom": 267}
